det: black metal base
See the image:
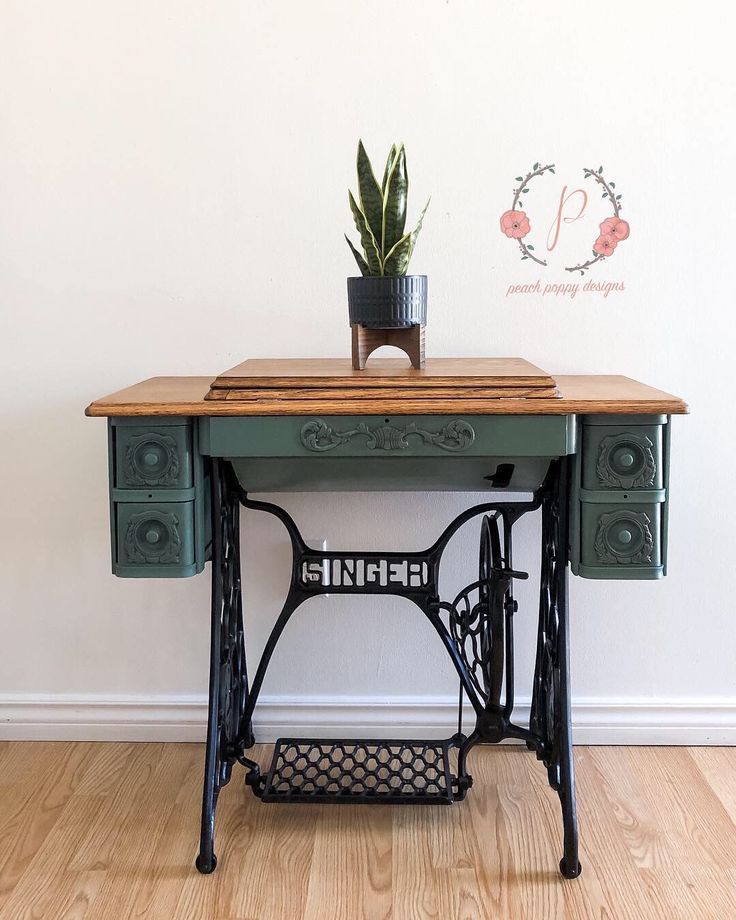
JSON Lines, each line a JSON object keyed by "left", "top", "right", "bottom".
{"left": 196, "top": 458, "right": 580, "bottom": 880}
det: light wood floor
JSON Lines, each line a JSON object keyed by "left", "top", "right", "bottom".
{"left": 0, "top": 743, "right": 734, "bottom": 919}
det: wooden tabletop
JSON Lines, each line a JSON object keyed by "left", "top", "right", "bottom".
{"left": 212, "top": 357, "right": 556, "bottom": 388}
{"left": 86, "top": 373, "right": 688, "bottom": 417}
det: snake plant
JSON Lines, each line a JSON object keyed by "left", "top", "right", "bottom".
{"left": 345, "top": 141, "right": 429, "bottom": 276}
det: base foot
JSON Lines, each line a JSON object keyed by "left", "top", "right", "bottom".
{"left": 195, "top": 853, "right": 218, "bottom": 874}
{"left": 559, "top": 857, "right": 582, "bottom": 879}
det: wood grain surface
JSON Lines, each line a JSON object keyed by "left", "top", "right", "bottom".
{"left": 86, "top": 375, "right": 688, "bottom": 417}
{"left": 211, "top": 357, "right": 556, "bottom": 387}
{"left": 0, "top": 743, "right": 732, "bottom": 919}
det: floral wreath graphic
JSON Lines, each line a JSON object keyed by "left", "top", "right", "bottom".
{"left": 500, "top": 163, "right": 630, "bottom": 275}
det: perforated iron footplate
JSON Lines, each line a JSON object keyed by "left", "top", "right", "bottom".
{"left": 262, "top": 738, "right": 458, "bottom": 804}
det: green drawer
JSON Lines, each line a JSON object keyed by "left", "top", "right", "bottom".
{"left": 571, "top": 414, "right": 672, "bottom": 580}
{"left": 200, "top": 415, "right": 576, "bottom": 459}
{"left": 579, "top": 498, "right": 662, "bottom": 578}
{"left": 113, "top": 419, "right": 193, "bottom": 490}
{"left": 582, "top": 418, "right": 663, "bottom": 490}
{"left": 107, "top": 417, "right": 210, "bottom": 578}
{"left": 114, "top": 500, "right": 196, "bottom": 576}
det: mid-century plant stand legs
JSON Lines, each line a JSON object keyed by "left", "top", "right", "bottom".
{"left": 351, "top": 323, "right": 426, "bottom": 369}
{"left": 196, "top": 457, "right": 581, "bottom": 879}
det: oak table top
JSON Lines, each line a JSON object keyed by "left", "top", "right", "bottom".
{"left": 86, "top": 358, "right": 688, "bottom": 417}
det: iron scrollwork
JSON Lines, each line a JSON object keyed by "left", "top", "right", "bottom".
{"left": 528, "top": 460, "right": 581, "bottom": 878}
{"left": 196, "top": 459, "right": 252, "bottom": 874}
{"left": 197, "top": 457, "right": 580, "bottom": 880}
{"left": 300, "top": 418, "right": 475, "bottom": 452}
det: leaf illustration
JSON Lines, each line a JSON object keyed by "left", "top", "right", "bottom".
{"left": 349, "top": 191, "right": 382, "bottom": 275}
{"left": 345, "top": 234, "right": 369, "bottom": 276}
{"left": 356, "top": 140, "right": 384, "bottom": 245}
{"left": 382, "top": 145, "right": 408, "bottom": 255}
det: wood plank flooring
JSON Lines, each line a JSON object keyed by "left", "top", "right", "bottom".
{"left": 0, "top": 743, "right": 734, "bottom": 919}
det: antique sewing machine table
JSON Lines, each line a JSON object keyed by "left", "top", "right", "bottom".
{"left": 86, "top": 358, "right": 688, "bottom": 879}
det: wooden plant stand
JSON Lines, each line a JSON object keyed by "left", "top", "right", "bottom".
{"left": 352, "top": 323, "right": 425, "bottom": 370}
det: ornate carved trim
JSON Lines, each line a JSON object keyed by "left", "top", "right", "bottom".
{"left": 124, "top": 510, "right": 181, "bottom": 564}
{"left": 596, "top": 433, "right": 656, "bottom": 489}
{"left": 124, "top": 432, "right": 180, "bottom": 486}
{"left": 299, "top": 418, "right": 475, "bottom": 453}
{"left": 593, "top": 510, "right": 653, "bottom": 565}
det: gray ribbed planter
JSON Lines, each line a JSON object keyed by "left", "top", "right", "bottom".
{"left": 347, "top": 275, "right": 427, "bottom": 328}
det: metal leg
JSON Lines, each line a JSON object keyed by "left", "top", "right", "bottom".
{"left": 557, "top": 563, "right": 581, "bottom": 879}
{"left": 530, "top": 459, "right": 581, "bottom": 879}
{"left": 193, "top": 460, "right": 581, "bottom": 878}
{"left": 196, "top": 459, "right": 250, "bottom": 874}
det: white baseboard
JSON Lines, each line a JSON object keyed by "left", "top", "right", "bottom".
{"left": 1, "top": 694, "right": 735, "bottom": 744}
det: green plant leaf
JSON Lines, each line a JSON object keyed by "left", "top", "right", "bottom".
{"left": 345, "top": 234, "right": 370, "bottom": 276}
{"left": 349, "top": 191, "right": 382, "bottom": 275}
{"left": 381, "top": 197, "right": 431, "bottom": 275}
{"left": 407, "top": 197, "right": 430, "bottom": 261}
{"left": 382, "top": 144, "right": 398, "bottom": 193}
{"left": 382, "top": 232, "right": 412, "bottom": 275}
{"left": 356, "top": 140, "right": 384, "bottom": 248}
{"left": 382, "top": 145, "right": 408, "bottom": 255}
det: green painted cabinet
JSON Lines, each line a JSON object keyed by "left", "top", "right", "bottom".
{"left": 108, "top": 417, "right": 209, "bottom": 577}
{"left": 571, "top": 415, "right": 670, "bottom": 579}
{"left": 102, "top": 412, "right": 674, "bottom": 581}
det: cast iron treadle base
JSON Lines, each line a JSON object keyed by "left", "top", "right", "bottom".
{"left": 261, "top": 738, "right": 460, "bottom": 804}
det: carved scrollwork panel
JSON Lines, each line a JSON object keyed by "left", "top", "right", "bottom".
{"left": 300, "top": 418, "right": 475, "bottom": 453}
{"left": 123, "top": 509, "right": 182, "bottom": 564}
{"left": 595, "top": 433, "right": 656, "bottom": 489}
{"left": 124, "top": 432, "right": 180, "bottom": 486}
{"left": 593, "top": 509, "right": 653, "bottom": 565}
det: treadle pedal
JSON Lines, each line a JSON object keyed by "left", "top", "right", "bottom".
{"left": 261, "top": 738, "right": 458, "bottom": 804}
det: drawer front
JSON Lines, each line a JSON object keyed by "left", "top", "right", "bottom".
{"left": 116, "top": 501, "right": 195, "bottom": 570}
{"left": 200, "top": 415, "right": 576, "bottom": 460}
{"left": 572, "top": 414, "right": 670, "bottom": 580}
{"left": 580, "top": 501, "right": 661, "bottom": 574}
{"left": 114, "top": 422, "right": 193, "bottom": 490}
{"left": 582, "top": 423, "right": 663, "bottom": 490}
{"left": 108, "top": 418, "right": 209, "bottom": 578}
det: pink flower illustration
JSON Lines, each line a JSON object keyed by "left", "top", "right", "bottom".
{"left": 599, "top": 217, "right": 630, "bottom": 241}
{"left": 593, "top": 234, "right": 618, "bottom": 256}
{"left": 500, "top": 210, "right": 531, "bottom": 239}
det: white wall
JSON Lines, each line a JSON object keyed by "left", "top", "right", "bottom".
{"left": 2, "top": 0, "right": 734, "bottom": 742}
